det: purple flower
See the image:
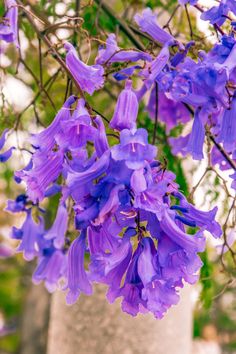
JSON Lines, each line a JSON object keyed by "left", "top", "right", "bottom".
{"left": 12, "top": 210, "right": 43, "bottom": 261}
{"left": 0, "top": 129, "right": 9, "bottom": 149}
{"left": 107, "top": 243, "right": 144, "bottom": 316}
{"left": 33, "top": 247, "right": 67, "bottom": 292}
{"left": 5, "top": 194, "right": 27, "bottom": 213}
{"left": 160, "top": 208, "right": 206, "bottom": 253}
{"left": 217, "top": 96, "right": 236, "bottom": 152}
{"left": 113, "top": 66, "right": 141, "bottom": 81}
{"left": 173, "top": 192, "right": 222, "bottom": 238}
{"left": 134, "top": 8, "right": 175, "bottom": 45}
{"left": 140, "top": 46, "right": 170, "bottom": 88}
{"left": 230, "top": 171, "right": 236, "bottom": 190}
{"left": 30, "top": 95, "right": 77, "bottom": 152}
{"left": 96, "top": 33, "right": 152, "bottom": 65}
{"left": 88, "top": 220, "right": 120, "bottom": 255}
{"left": 228, "top": 0, "right": 236, "bottom": 14}
{"left": 157, "top": 232, "right": 203, "bottom": 285}
{"left": 111, "top": 128, "right": 157, "bottom": 169}
{"left": 129, "top": 238, "right": 180, "bottom": 319}
{"left": 56, "top": 99, "right": 97, "bottom": 150}
{"left": 16, "top": 149, "right": 64, "bottom": 203}
{"left": 110, "top": 80, "right": 138, "bottom": 131}
{"left": 0, "top": 129, "right": 15, "bottom": 162}
{"left": 90, "top": 236, "right": 132, "bottom": 291}
{"left": 0, "top": 0, "right": 18, "bottom": 47}
{"left": 44, "top": 184, "right": 61, "bottom": 198}
{"left": 178, "top": 0, "right": 198, "bottom": 5}
{"left": 67, "top": 150, "right": 110, "bottom": 192}
{"left": 137, "top": 237, "right": 156, "bottom": 286}
{"left": 94, "top": 116, "right": 109, "bottom": 157}
{"left": 65, "top": 42, "right": 104, "bottom": 95}
{"left": 201, "top": 3, "right": 228, "bottom": 26}
{"left": 66, "top": 230, "right": 92, "bottom": 305}
{"left": 94, "top": 184, "right": 125, "bottom": 225}
{"left": 44, "top": 203, "right": 68, "bottom": 249}
{"left": 142, "top": 279, "right": 179, "bottom": 319}
{"left": 169, "top": 135, "right": 189, "bottom": 157}
{"left": 130, "top": 168, "right": 170, "bottom": 216}
{"left": 0, "top": 147, "right": 15, "bottom": 162}
{"left": 186, "top": 108, "right": 205, "bottom": 160}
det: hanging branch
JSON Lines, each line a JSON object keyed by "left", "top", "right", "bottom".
{"left": 93, "top": 0, "right": 146, "bottom": 51}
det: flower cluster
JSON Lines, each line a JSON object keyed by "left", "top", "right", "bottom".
{"left": 4, "top": 1, "right": 236, "bottom": 318}
{"left": 132, "top": 8, "right": 236, "bottom": 190}
{"left": 8, "top": 88, "right": 221, "bottom": 317}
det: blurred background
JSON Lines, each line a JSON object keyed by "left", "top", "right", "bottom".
{"left": 0, "top": 0, "right": 236, "bottom": 353}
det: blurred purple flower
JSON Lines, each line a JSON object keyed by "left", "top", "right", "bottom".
{"left": 147, "top": 90, "right": 191, "bottom": 132}
{"left": 0, "top": 0, "right": 18, "bottom": 47}
{"left": 217, "top": 96, "right": 236, "bottom": 152}
{"left": 0, "top": 129, "right": 15, "bottom": 162}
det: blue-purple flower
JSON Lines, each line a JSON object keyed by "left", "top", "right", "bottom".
{"left": 44, "top": 203, "right": 68, "bottom": 249}
{"left": 0, "top": 0, "right": 18, "bottom": 47}
{"left": 217, "top": 95, "right": 236, "bottom": 152}
{"left": 66, "top": 230, "right": 92, "bottom": 304}
{"left": 186, "top": 108, "right": 205, "bottom": 160}
{"left": 12, "top": 210, "right": 44, "bottom": 261}
{"left": 134, "top": 8, "right": 174, "bottom": 45}
{"left": 15, "top": 149, "right": 64, "bottom": 203}
{"left": 96, "top": 33, "right": 152, "bottom": 64}
{"left": 110, "top": 80, "right": 138, "bottom": 131}
{"left": 0, "top": 129, "right": 15, "bottom": 162}
{"left": 65, "top": 42, "right": 104, "bottom": 95}
{"left": 30, "top": 95, "right": 77, "bottom": 152}
{"left": 140, "top": 46, "right": 170, "bottom": 88}
{"left": 111, "top": 128, "right": 157, "bottom": 169}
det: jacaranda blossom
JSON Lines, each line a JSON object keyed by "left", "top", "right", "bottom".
{"left": 0, "top": 128, "right": 15, "bottom": 162}
{"left": 134, "top": 8, "right": 174, "bottom": 45}
{"left": 6, "top": 5, "right": 227, "bottom": 320}
{"left": 65, "top": 42, "right": 104, "bottom": 95}
{"left": 0, "top": 0, "right": 18, "bottom": 47}
{"left": 110, "top": 80, "right": 138, "bottom": 131}
{"left": 96, "top": 33, "right": 152, "bottom": 65}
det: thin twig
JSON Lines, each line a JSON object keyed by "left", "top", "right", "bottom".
{"left": 93, "top": 0, "right": 146, "bottom": 51}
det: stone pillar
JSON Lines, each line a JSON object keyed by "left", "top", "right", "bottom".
{"left": 47, "top": 284, "right": 193, "bottom": 354}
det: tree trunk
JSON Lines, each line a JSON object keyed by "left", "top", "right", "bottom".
{"left": 47, "top": 284, "right": 193, "bottom": 354}
{"left": 19, "top": 283, "right": 51, "bottom": 354}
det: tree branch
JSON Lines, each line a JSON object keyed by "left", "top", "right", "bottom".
{"left": 93, "top": 0, "right": 146, "bottom": 51}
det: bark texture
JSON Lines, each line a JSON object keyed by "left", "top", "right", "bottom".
{"left": 47, "top": 284, "right": 193, "bottom": 354}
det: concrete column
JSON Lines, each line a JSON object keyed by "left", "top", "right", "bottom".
{"left": 47, "top": 283, "right": 193, "bottom": 354}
